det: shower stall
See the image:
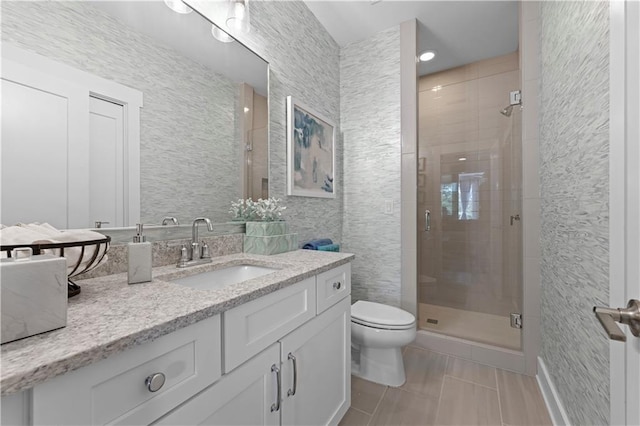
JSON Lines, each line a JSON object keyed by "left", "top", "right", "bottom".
{"left": 417, "top": 52, "right": 523, "bottom": 350}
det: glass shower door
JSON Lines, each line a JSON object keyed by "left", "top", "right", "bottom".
{"left": 417, "top": 64, "right": 523, "bottom": 350}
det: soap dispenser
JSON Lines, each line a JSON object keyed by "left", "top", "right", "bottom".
{"left": 128, "top": 223, "right": 152, "bottom": 284}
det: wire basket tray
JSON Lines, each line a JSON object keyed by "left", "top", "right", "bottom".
{"left": 1, "top": 236, "right": 111, "bottom": 298}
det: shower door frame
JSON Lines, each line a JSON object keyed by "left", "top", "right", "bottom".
{"left": 400, "top": 6, "right": 540, "bottom": 375}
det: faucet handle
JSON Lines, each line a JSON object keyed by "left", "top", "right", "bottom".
{"left": 177, "top": 244, "right": 189, "bottom": 267}
{"left": 201, "top": 242, "right": 211, "bottom": 259}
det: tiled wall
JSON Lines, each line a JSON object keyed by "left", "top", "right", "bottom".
{"left": 189, "top": 1, "right": 342, "bottom": 246}
{"left": 1, "top": 2, "right": 240, "bottom": 225}
{"left": 539, "top": 1, "right": 610, "bottom": 424}
{"left": 340, "top": 26, "right": 402, "bottom": 306}
{"left": 417, "top": 52, "right": 521, "bottom": 318}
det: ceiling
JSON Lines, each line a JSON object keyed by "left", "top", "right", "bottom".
{"left": 304, "top": 1, "right": 519, "bottom": 76}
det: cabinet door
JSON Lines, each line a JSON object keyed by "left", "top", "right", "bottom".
{"left": 155, "top": 343, "right": 280, "bottom": 426}
{"left": 280, "top": 297, "right": 351, "bottom": 426}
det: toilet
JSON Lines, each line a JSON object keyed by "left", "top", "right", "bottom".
{"left": 351, "top": 301, "right": 417, "bottom": 387}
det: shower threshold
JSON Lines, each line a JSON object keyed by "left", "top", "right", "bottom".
{"left": 418, "top": 303, "right": 521, "bottom": 350}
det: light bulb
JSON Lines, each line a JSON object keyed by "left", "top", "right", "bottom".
{"left": 226, "top": 0, "right": 250, "bottom": 34}
{"left": 211, "top": 25, "right": 234, "bottom": 43}
{"left": 164, "top": 0, "right": 192, "bottom": 14}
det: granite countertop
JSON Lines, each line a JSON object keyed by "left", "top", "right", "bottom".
{"left": 0, "top": 250, "right": 354, "bottom": 396}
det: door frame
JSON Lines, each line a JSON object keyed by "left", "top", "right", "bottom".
{"left": 609, "top": 1, "right": 639, "bottom": 425}
{"left": 2, "top": 43, "right": 143, "bottom": 227}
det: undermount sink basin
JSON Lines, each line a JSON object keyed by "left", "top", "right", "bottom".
{"left": 172, "top": 264, "right": 279, "bottom": 291}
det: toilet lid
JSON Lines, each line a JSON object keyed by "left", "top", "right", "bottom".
{"left": 351, "top": 301, "right": 415, "bottom": 328}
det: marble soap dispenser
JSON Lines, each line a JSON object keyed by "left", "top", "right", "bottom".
{"left": 128, "top": 223, "right": 152, "bottom": 284}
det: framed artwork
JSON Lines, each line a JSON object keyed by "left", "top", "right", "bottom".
{"left": 286, "top": 96, "right": 336, "bottom": 198}
{"left": 418, "top": 174, "right": 426, "bottom": 187}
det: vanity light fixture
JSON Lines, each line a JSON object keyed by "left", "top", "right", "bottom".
{"left": 164, "top": 0, "right": 193, "bottom": 14}
{"left": 419, "top": 50, "right": 436, "bottom": 62}
{"left": 226, "top": 0, "right": 251, "bottom": 34}
{"left": 211, "top": 25, "right": 234, "bottom": 43}
{"left": 458, "top": 157, "right": 467, "bottom": 161}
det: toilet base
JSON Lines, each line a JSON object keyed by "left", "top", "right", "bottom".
{"left": 351, "top": 345, "right": 406, "bottom": 387}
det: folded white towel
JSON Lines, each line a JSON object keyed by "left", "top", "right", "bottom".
{"left": 1, "top": 223, "right": 109, "bottom": 275}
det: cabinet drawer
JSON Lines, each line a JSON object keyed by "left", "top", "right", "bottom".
{"left": 33, "top": 315, "right": 221, "bottom": 425}
{"left": 316, "top": 263, "right": 351, "bottom": 314}
{"left": 224, "top": 277, "right": 316, "bottom": 373}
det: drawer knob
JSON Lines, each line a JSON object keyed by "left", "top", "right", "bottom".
{"left": 333, "top": 281, "right": 341, "bottom": 290}
{"left": 145, "top": 373, "right": 166, "bottom": 392}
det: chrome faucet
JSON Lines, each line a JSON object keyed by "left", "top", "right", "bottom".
{"left": 177, "top": 217, "right": 214, "bottom": 268}
{"left": 192, "top": 217, "right": 213, "bottom": 257}
{"left": 162, "top": 216, "right": 179, "bottom": 226}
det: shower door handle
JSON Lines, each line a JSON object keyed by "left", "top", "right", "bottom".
{"left": 425, "top": 210, "right": 431, "bottom": 232}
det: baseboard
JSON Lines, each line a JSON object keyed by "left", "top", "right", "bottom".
{"left": 536, "top": 356, "right": 571, "bottom": 425}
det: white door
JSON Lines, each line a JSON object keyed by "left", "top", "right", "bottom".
{"left": 154, "top": 343, "right": 280, "bottom": 425}
{"left": 608, "top": 2, "right": 640, "bottom": 425}
{"left": 1, "top": 59, "right": 89, "bottom": 229}
{"left": 89, "top": 96, "right": 125, "bottom": 228}
{"left": 280, "top": 298, "right": 350, "bottom": 426}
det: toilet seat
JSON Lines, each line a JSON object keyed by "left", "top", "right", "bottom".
{"left": 351, "top": 301, "right": 415, "bottom": 330}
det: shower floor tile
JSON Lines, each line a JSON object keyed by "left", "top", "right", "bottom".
{"left": 418, "top": 303, "right": 521, "bottom": 350}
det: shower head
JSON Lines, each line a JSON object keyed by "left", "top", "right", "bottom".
{"left": 500, "top": 105, "right": 514, "bottom": 117}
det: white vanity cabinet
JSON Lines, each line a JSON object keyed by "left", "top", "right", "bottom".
{"left": 156, "top": 273, "right": 351, "bottom": 426}
{"left": 2, "top": 262, "right": 352, "bottom": 426}
{"left": 31, "top": 315, "right": 222, "bottom": 425}
{"left": 154, "top": 343, "right": 281, "bottom": 425}
{"left": 280, "top": 297, "right": 351, "bottom": 426}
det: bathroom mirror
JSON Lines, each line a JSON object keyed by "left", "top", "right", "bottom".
{"left": 1, "top": 1, "right": 268, "bottom": 231}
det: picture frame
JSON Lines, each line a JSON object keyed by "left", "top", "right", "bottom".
{"left": 418, "top": 174, "right": 426, "bottom": 187}
{"left": 286, "top": 96, "right": 336, "bottom": 198}
{"left": 418, "top": 157, "right": 426, "bottom": 172}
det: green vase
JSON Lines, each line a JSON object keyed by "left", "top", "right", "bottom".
{"left": 245, "top": 221, "right": 288, "bottom": 237}
{"left": 244, "top": 233, "right": 298, "bottom": 255}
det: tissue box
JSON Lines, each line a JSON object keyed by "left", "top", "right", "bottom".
{"left": 1, "top": 254, "right": 68, "bottom": 344}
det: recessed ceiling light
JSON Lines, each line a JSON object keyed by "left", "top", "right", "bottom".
{"left": 419, "top": 50, "right": 436, "bottom": 62}
{"left": 164, "top": 0, "right": 192, "bottom": 14}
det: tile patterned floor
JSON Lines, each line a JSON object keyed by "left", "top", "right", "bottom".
{"left": 340, "top": 346, "right": 552, "bottom": 426}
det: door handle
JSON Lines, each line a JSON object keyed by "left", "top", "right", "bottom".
{"left": 287, "top": 353, "right": 297, "bottom": 397}
{"left": 270, "top": 364, "right": 281, "bottom": 412}
{"left": 593, "top": 299, "right": 640, "bottom": 341}
{"left": 425, "top": 210, "right": 431, "bottom": 232}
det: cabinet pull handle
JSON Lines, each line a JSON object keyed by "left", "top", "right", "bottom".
{"left": 333, "top": 281, "right": 341, "bottom": 290}
{"left": 287, "top": 353, "right": 298, "bottom": 397}
{"left": 145, "top": 372, "right": 166, "bottom": 393}
{"left": 270, "top": 364, "right": 281, "bottom": 412}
